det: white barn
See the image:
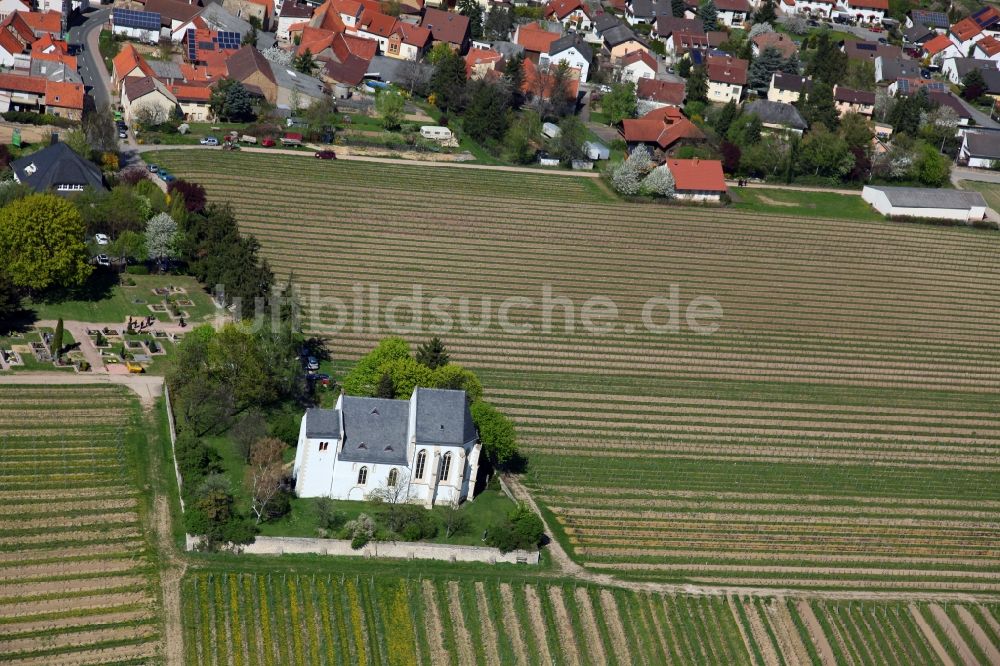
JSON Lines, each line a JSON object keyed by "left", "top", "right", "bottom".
{"left": 862, "top": 185, "right": 987, "bottom": 222}
{"left": 293, "top": 388, "right": 482, "bottom": 507}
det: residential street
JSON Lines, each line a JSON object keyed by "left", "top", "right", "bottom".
{"left": 68, "top": 7, "right": 112, "bottom": 110}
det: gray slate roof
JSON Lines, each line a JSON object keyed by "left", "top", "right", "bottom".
{"left": 549, "top": 34, "right": 593, "bottom": 60}
{"left": 414, "top": 388, "right": 476, "bottom": 446}
{"left": 963, "top": 131, "right": 1000, "bottom": 159}
{"left": 743, "top": 99, "right": 807, "bottom": 130}
{"left": 947, "top": 58, "right": 1000, "bottom": 92}
{"left": 305, "top": 407, "right": 342, "bottom": 438}
{"left": 11, "top": 142, "right": 105, "bottom": 194}
{"left": 876, "top": 56, "right": 921, "bottom": 82}
{"left": 30, "top": 59, "right": 82, "bottom": 83}
{"left": 593, "top": 13, "right": 620, "bottom": 33}
{"left": 147, "top": 58, "right": 183, "bottom": 81}
{"left": 870, "top": 185, "right": 988, "bottom": 210}
{"left": 338, "top": 396, "right": 410, "bottom": 464}
{"left": 902, "top": 24, "right": 934, "bottom": 43}
{"left": 366, "top": 55, "right": 434, "bottom": 84}
{"left": 272, "top": 64, "right": 327, "bottom": 102}
{"left": 602, "top": 24, "right": 640, "bottom": 47}
{"left": 200, "top": 1, "right": 252, "bottom": 34}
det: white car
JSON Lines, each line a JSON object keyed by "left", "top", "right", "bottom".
{"left": 94, "top": 233, "right": 110, "bottom": 245}
{"left": 95, "top": 254, "right": 110, "bottom": 267}
{"left": 200, "top": 136, "right": 219, "bottom": 146}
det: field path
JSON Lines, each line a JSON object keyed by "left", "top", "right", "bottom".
{"left": 0, "top": 371, "right": 164, "bottom": 407}
{"left": 929, "top": 604, "right": 978, "bottom": 666}
{"left": 743, "top": 600, "right": 781, "bottom": 666}
{"left": 524, "top": 585, "right": 555, "bottom": 666}
{"left": 911, "top": 605, "right": 956, "bottom": 666}
{"left": 474, "top": 582, "right": 501, "bottom": 665}
{"left": 446, "top": 581, "right": 476, "bottom": 665}
{"left": 797, "top": 600, "right": 838, "bottom": 666}
{"left": 600, "top": 589, "right": 633, "bottom": 665}
{"left": 498, "top": 583, "right": 529, "bottom": 666}
{"left": 573, "top": 587, "right": 608, "bottom": 665}
{"left": 954, "top": 606, "right": 1000, "bottom": 664}
{"left": 420, "top": 581, "right": 449, "bottom": 665}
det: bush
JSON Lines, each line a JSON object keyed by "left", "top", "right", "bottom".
{"left": 125, "top": 264, "right": 150, "bottom": 275}
{"left": 2, "top": 111, "right": 77, "bottom": 128}
{"left": 316, "top": 498, "right": 348, "bottom": 531}
{"left": 485, "top": 504, "right": 544, "bottom": 553}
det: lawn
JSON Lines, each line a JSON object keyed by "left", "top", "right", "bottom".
{"left": 98, "top": 29, "right": 122, "bottom": 72}
{"left": 732, "top": 186, "right": 885, "bottom": 221}
{"left": 956, "top": 178, "right": 1000, "bottom": 211}
{"left": 26, "top": 272, "right": 219, "bottom": 324}
{"left": 151, "top": 150, "right": 1000, "bottom": 593}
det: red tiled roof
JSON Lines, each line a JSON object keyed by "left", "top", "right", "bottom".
{"left": 636, "top": 78, "right": 685, "bottom": 105}
{"left": 357, "top": 10, "right": 396, "bottom": 37}
{"left": 544, "top": 0, "right": 590, "bottom": 21}
{"left": 342, "top": 32, "right": 377, "bottom": 57}
{"left": 714, "top": 0, "right": 749, "bottom": 11}
{"left": 951, "top": 17, "right": 982, "bottom": 41}
{"left": 465, "top": 47, "right": 502, "bottom": 76}
{"left": 706, "top": 54, "right": 748, "bottom": 85}
{"left": 0, "top": 12, "right": 34, "bottom": 56}
{"left": 298, "top": 26, "right": 337, "bottom": 55}
{"left": 515, "top": 21, "right": 561, "bottom": 53}
{"left": 0, "top": 72, "right": 46, "bottom": 94}
{"left": 33, "top": 50, "right": 77, "bottom": 69}
{"left": 113, "top": 43, "right": 155, "bottom": 79}
{"left": 752, "top": 31, "right": 798, "bottom": 58}
{"left": 309, "top": 0, "right": 347, "bottom": 32}
{"left": 620, "top": 48, "right": 657, "bottom": 72}
{"left": 394, "top": 21, "right": 430, "bottom": 47}
{"left": 922, "top": 33, "right": 953, "bottom": 55}
{"left": 44, "top": 80, "right": 83, "bottom": 109}
{"left": 420, "top": 8, "right": 469, "bottom": 46}
{"left": 169, "top": 83, "right": 212, "bottom": 101}
{"left": 321, "top": 52, "right": 368, "bottom": 84}
{"left": 19, "top": 10, "right": 60, "bottom": 36}
{"left": 846, "top": 0, "right": 887, "bottom": 10}
{"left": 665, "top": 158, "right": 726, "bottom": 192}
{"left": 621, "top": 107, "right": 705, "bottom": 149}
{"left": 977, "top": 35, "right": 1000, "bottom": 56}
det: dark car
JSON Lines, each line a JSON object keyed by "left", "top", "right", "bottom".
{"left": 315, "top": 150, "right": 337, "bottom": 160}
{"left": 161, "top": 172, "right": 176, "bottom": 183}
{"left": 307, "top": 373, "right": 331, "bottom": 387}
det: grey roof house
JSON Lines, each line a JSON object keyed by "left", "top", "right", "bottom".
{"left": 875, "top": 56, "right": 922, "bottom": 83}
{"left": 11, "top": 142, "right": 105, "bottom": 195}
{"left": 743, "top": 99, "right": 808, "bottom": 133}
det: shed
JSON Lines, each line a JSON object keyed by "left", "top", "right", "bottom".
{"left": 538, "top": 152, "right": 560, "bottom": 166}
{"left": 862, "top": 185, "right": 987, "bottom": 222}
{"left": 542, "top": 122, "right": 561, "bottom": 139}
{"left": 582, "top": 140, "right": 610, "bottom": 160}
{"left": 571, "top": 159, "right": 594, "bottom": 170}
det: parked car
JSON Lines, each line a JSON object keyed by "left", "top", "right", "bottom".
{"left": 95, "top": 254, "right": 110, "bottom": 266}
{"left": 261, "top": 137, "right": 276, "bottom": 147}
{"left": 147, "top": 164, "right": 159, "bottom": 173}
{"left": 200, "top": 136, "right": 219, "bottom": 146}
{"left": 94, "top": 233, "right": 110, "bottom": 245}
{"left": 161, "top": 172, "right": 176, "bottom": 183}
{"left": 314, "top": 150, "right": 337, "bottom": 160}
{"left": 306, "top": 356, "right": 320, "bottom": 371}
{"left": 118, "top": 130, "right": 127, "bottom": 139}
{"left": 308, "top": 373, "right": 331, "bottom": 387}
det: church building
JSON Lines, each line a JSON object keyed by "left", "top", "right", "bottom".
{"left": 292, "top": 387, "right": 482, "bottom": 507}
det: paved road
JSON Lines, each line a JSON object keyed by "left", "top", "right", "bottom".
{"left": 68, "top": 7, "right": 112, "bottom": 110}
{"left": 953, "top": 166, "right": 1000, "bottom": 184}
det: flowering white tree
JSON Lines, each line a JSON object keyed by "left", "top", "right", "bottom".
{"left": 641, "top": 166, "right": 676, "bottom": 197}
{"left": 260, "top": 46, "right": 293, "bottom": 66}
{"left": 145, "top": 212, "right": 177, "bottom": 261}
{"left": 611, "top": 145, "right": 653, "bottom": 195}
{"left": 748, "top": 22, "right": 774, "bottom": 39}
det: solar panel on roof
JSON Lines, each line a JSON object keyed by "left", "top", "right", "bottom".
{"left": 113, "top": 8, "right": 161, "bottom": 30}
{"left": 216, "top": 31, "right": 241, "bottom": 49}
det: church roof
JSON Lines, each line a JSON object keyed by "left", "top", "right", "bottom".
{"left": 414, "top": 388, "right": 477, "bottom": 446}
{"left": 338, "top": 396, "right": 409, "bottom": 464}
{"left": 304, "top": 407, "right": 341, "bottom": 438}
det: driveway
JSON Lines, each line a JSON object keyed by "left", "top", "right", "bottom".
{"left": 952, "top": 166, "right": 1000, "bottom": 185}
{"left": 68, "top": 8, "right": 112, "bottom": 110}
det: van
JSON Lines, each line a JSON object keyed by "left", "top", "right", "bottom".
{"left": 420, "top": 125, "right": 453, "bottom": 141}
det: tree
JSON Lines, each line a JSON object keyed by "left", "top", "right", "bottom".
{"left": 748, "top": 21, "right": 774, "bottom": 39}
{"left": 785, "top": 15, "right": 808, "bottom": 34}
{"left": 458, "top": 0, "right": 484, "bottom": 39}
{"left": 484, "top": 4, "right": 513, "bottom": 40}
{"left": 145, "top": 212, "right": 177, "bottom": 262}
{"left": 721, "top": 140, "right": 742, "bottom": 173}
{"left": 714, "top": 100, "right": 739, "bottom": 137}
{"left": 780, "top": 53, "right": 800, "bottom": 75}
{"left": 641, "top": 165, "right": 676, "bottom": 196}
{"left": 416, "top": 337, "right": 450, "bottom": 369}
{"left": 64, "top": 129, "right": 92, "bottom": 159}
{"left": 686, "top": 65, "right": 708, "bottom": 103}
{"left": 611, "top": 145, "right": 652, "bottom": 194}
{"left": 912, "top": 140, "right": 951, "bottom": 186}
{"left": 839, "top": 111, "right": 873, "bottom": 151}
{"left": 0, "top": 272, "right": 22, "bottom": 322}
{"left": 887, "top": 87, "right": 933, "bottom": 137}
{"left": 671, "top": 0, "right": 686, "bottom": 17}
{"left": 51, "top": 317, "right": 64, "bottom": 359}
{"left": 463, "top": 81, "right": 511, "bottom": 143}
{"left": 242, "top": 23, "right": 258, "bottom": 46}
{"left": 551, "top": 115, "right": 586, "bottom": 161}
{"left": 375, "top": 371, "right": 396, "bottom": 398}
{"left": 210, "top": 80, "right": 255, "bottom": 122}
{"left": 503, "top": 52, "right": 525, "bottom": 107}
{"left": 342, "top": 337, "right": 412, "bottom": 396}
{"left": 168, "top": 180, "right": 208, "bottom": 213}
{"left": 753, "top": 0, "right": 776, "bottom": 23}
{"left": 441, "top": 497, "right": 470, "bottom": 537}
{"left": 727, "top": 113, "right": 762, "bottom": 146}
{"left": 245, "top": 437, "right": 288, "bottom": 524}
{"left": 83, "top": 106, "right": 118, "bottom": 153}
{"left": 749, "top": 47, "right": 784, "bottom": 93}
{"left": 797, "top": 124, "right": 854, "bottom": 178}
{"left": 698, "top": 0, "right": 718, "bottom": 30}
{"left": 375, "top": 89, "right": 405, "bottom": 131}
{"left": 677, "top": 57, "right": 692, "bottom": 78}
{"left": 962, "top": 68, "right": 987, "bottom": 102}
{"left": 366, "top": 468, "right": 412, "bottom": 506}
{"left": 292, "top": 48, "right": 317, "bottom": 74}
{"left": 799, "top": 81, "right": 839, "bottom": 130}
{"left": 502, "top": 109, "right": 541, "bottom": 163}
{"left": 230, "top": 411, "right": 268, "bottom": 462}
{"left": 0, "top": 194, "right": 91, "bottom": 292}
{"left": 486, "top": 504, "right": 544, "bottom": 553}
{"left": 345, "top": 513, "right": 376, "bottom": 549}
{"left": 805, "top": 31, "right": 848, "bottom": 85}
{"left": 601, "top": 82, "right": 637, "bottom": 125}
{"left": 844, "top": 59, "right": 875, "bottom": 91}
{"left": 430, "top": 50, "right": 467, "bottom": 112}
{"left": 426, "top": 42, "right": 454, "bottom": 65}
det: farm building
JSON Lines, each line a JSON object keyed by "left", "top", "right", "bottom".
{"left": 862, "top": 185, "right": 987, "bottom": 221}
{"left": 293, "top": 388, "right": 482, "bottom": 507}
{"left": 111, "top": 8, "right": 162, "bottom": 43}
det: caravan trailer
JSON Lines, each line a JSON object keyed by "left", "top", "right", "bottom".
{"left": 420, "top": 126, "right": 453, "bottom": 141}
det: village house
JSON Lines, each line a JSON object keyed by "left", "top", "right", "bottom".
{"left": 0, "top": 0, "right": 28, "bottom": 22}
{"left": 169, "top": 83, "right": 212, "bottom": 120}
{"left": 949, "top": 17, "right": 985, "bottom": 55}
{"left": 833, "top": 85, "right": 875, "bottom": 116}
{"left": 420, "top": 8, "right": 470, "bottom": 53}
{"left": 636, "top": 77, "right": 685, "bottom": 107}
{"left": 545, "top": 34, "right": 592, "bottom": 81}
{"left": 664, "top": 158, "right": 727, "bottom": 201}
{"left": 744, "top": 99, "right": 808, "bottom": 134}
{"left": 959, "top": 131, "right": 1000, "bottom": 168}
{"left": 714, "top": 0, "right": 750, "bottom": 27}
{"left": 620, "top": 105, "right": 704, "bottom": 153}
{"left": 465, "top": 47, "right": 502, "bottom": 79}
{"left": 144, "top": 0, "right": 204, "bottom": 42}
{"left": 121, "top": 76, "right": 178, "bottom": 125}
{"left": 619, "top": 49, "right": 657, "bottom": 83}
{"left": 767, "top": 72, "right": 810, "bottom": 104}
{"left": 906, "top": 9, "right": 949, "bottom": 33}
{"left": 11, "top": 141, "right": 104, "bottom": 194}
{"left": 942, "top": 57, "right": 1000, "bottom": 86}
{"left": 973, "top": 36, "right": 1000, "bottom": 61}
{"left": 514, "top": 22, "right": 561, "bottom": 62}
{"left": 0, "top": 12, "right": 36, "bottom": 67}
{"left": 602, "top": 23, "right": 648, "bottom": 62}
{"left": 277, "top": 1, "right": 313, "bottom": 41}
{"left": 653, "top": 16, "right": 705, "bottom": 55}
{"left": 293, "top": 388, "right": 482, "bottom": 507}
{"left": 543, "top": 0, "right": 592, "bottom": 32}
{"left": 706, "top": 54, "right": 747, "bottom": 104}
{"left": 42, "top": 80, "right": 83, "bottom": 120}
{"left": 922, "top": 33, "right": 963, "bottom": 62}
{"left": 751, "top": 31, "right": 798, "bottom": 59}
{"left": 625, "top": 0, "right": 669, "bottom": 26}
{"left": 111, "top": 7, "right": 162, "bottom": 44}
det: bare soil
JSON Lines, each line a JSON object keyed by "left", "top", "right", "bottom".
{"left": 421, "top": 580, "right": 448, "bottom": 665}
{"left": 446, "top": 581, "right": 475, "bottom": 666}
{"left": 796, "top": 599, "right": 838, "bottom": 666}
{"left": 600, "top": 589, "right": 632, "bottom": 666}
{"left": 498, "top": 583, "right": 529, "bottom": 666}
{"left": 474, "top": 582, "right": 501, "bottom": 665}
{"left": 548, "top": 586, "right": 581, "bottom": 666}
{"left": 910, "top": 604, "right": 955, "bottom": 666}
{"left": 524, "top": 586, "right": 554, "bottom": 666}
